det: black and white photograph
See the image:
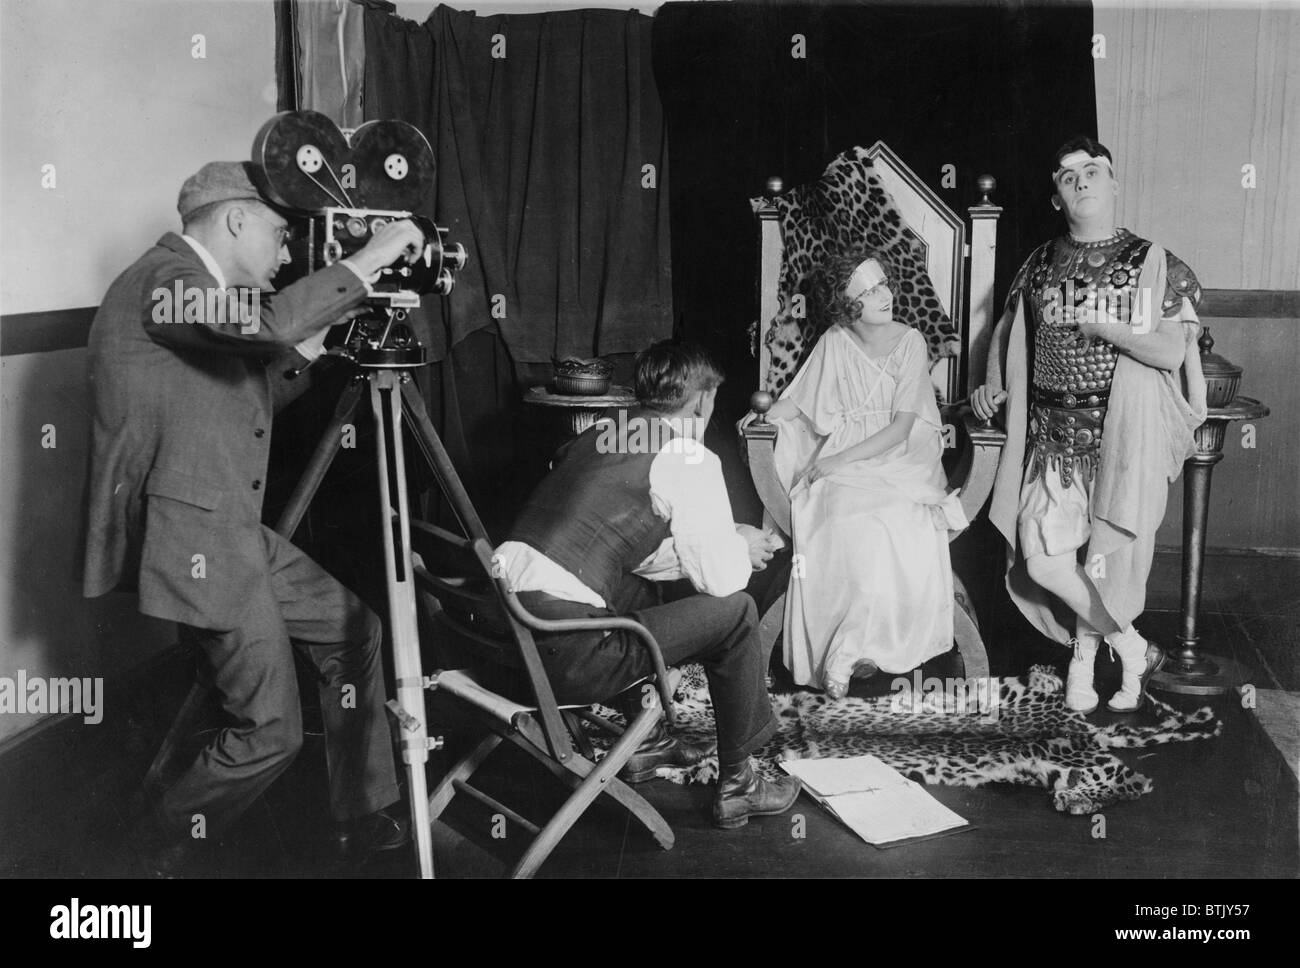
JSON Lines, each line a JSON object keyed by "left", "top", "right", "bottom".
{"left": 0, "top": 0, "right": 1296, "bottom": 924}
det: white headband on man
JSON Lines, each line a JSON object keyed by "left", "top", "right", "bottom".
{"left": 1053, "top": 150, "right": 1113, "bottom": 181}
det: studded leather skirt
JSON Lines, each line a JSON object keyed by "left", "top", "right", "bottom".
{"left": 1025, "top": 388, "right": 1109, "bottom": 489}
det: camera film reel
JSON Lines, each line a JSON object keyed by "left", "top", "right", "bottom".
{"left": 252, "top": 110, "right": 436, "bottom": 213}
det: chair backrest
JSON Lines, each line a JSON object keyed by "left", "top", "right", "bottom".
{"left": 754, "top": 140, "right": 1003, "bottom": 402}
{"left": 404, "top": 401, "right": 580, "bottom": 763}
{"left": 412, "top": 519, "right": 578, "bottom": 762}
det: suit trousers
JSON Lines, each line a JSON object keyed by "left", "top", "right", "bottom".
{"left": 516, "top": 589, "right": 778, "bottom": 770}
{"left": 158, "top": 526, "right": 400, "bottom": 838}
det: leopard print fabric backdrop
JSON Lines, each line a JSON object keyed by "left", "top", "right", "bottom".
{"left": 587, "top": 664, "right": 1222, "bottom": 815}
{"left": 751, "top": 146, "right": 962, "bottom": 395}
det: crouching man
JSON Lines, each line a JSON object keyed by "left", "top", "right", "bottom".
{"left": 494, "top": 342, "right": 800, "bottom": 827}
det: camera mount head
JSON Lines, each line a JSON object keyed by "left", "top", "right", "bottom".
{"left": 252, "top": 110, "right": 467, "bottom": 368}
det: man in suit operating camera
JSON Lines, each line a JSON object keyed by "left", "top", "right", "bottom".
{"left": 83, "top": 161, "right": 424, "bottom": 873}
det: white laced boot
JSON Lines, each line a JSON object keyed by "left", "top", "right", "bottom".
{"left": 1065, "top": 635, "right": 1100, "bottom": 714}
{"left": 1105, "top": 625, "right": 1164, "bottom": 712}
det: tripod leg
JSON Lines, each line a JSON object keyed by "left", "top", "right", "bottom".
{"left": 275, "top": 376, "right": 366, "bottom": 539}
{"left": 398, "top": 378, "right": 490, "bottom": 542}
{"left": 370, "top": 371, "right": 435, "bottom": 879}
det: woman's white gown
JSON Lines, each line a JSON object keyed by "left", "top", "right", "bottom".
{"left": 772, "top": 325, "right": 967, "bottom": 685}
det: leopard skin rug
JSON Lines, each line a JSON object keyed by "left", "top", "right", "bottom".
{"left": 749, "top": 145, "right": 963, "bottom": 395}
{"left": 591, "top": 664, "right": 1222, "bottom": 815}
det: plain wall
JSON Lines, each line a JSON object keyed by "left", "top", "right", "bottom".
{"left": 1094, "top": 1, "right": 1299, "bottom": 553}
{"left": 1095, "top": 1, "right": 1299, "bottom": 291}
{"left": 0, "top": 0, "right": 279, "bottom": 745}
{"left": 1, "top": 0, "right": 281, "bottom": 315}
{"left": 1154, "top": 316, "right": 1300, "bottom": 553}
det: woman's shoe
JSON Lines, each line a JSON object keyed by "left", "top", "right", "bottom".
{"left": 851, "top": 658, "right": 879, "bottom": 679}
{"left": 824, "top": 675, "right": 850, "bottom": 700}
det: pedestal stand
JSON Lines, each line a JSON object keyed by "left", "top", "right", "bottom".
{"left": 1151, "top": 396, "right": 1269, "bottom": 696}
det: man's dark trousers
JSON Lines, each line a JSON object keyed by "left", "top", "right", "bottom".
{"left": 158, "top": 527, "right": 400, "bottom": 838}
{"left": 517, "top": 589, "right": 778, "bottom": 770}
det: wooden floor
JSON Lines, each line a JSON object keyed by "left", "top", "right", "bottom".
{"left": 1, "top": 550, "right": 1296, "bottom": 878}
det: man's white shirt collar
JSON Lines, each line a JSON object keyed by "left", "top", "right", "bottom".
{"left": 181, "top": 234, "right": 227, "bottom": 290}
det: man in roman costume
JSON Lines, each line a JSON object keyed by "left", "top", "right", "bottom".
{"left": 972, "top": 137, "right": 1207, "bottom": 713}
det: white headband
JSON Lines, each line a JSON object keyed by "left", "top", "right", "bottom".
{"left": 847, "top": 257, "right": 887, "bottom": 297}
{"left": 1054, "top": 150, "right": 1113, "bottom": 180}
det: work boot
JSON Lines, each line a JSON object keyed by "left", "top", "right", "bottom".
{"left": 1105, "top": 625, "right": 1165, "bottom": 712}
{"left": 1064, "top": 635, "right": 1100, "bottom": 714}
{"left": 711, "top": 760, "right": 801, "bottom": 829}
{"left": 618, "top": 721, "right": 717, "bottom": 783}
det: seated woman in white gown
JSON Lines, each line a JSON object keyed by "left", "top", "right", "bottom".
{"left": 762, "top": 250, "right": 968, "bottom": 698}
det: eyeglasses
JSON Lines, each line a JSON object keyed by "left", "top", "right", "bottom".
{"left": 849, "top": 281, "right": 892, "bottom": 302}
{"left": 245, "top": 208, "right": 294, "bottom": 248}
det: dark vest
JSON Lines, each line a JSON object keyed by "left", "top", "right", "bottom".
{"left": 509, "top": 409, "right": 675, "bottom": 605}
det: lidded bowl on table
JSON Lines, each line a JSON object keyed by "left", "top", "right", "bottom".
{"left": 551, "top": 356, "right": 615, "bottom": 396}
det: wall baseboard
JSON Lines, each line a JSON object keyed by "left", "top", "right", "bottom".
{"left": 1, "top": 306, "right": 97, "bottom": 356}
{"left": 1199, "top": 289, "right": 1300, "bottom": 320}
{"left": 0, "top": 641, "right": 187, "bottom": 758}
{"left": 3, "top": 290, "right": 1297, "bottom": 358}
{"left": 0, "top": 292, "right": 1294, "bottom": 361}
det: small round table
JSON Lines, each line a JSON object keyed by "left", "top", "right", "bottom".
{"left": 523, "top": 384, "right": 637, "bottom": 439}
{"left": 1151, "top": 395, "right": 1270, "bottom": 696}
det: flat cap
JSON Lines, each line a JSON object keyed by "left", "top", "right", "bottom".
{"left": 177, "top": 161, "right": 267, "bottom": 220}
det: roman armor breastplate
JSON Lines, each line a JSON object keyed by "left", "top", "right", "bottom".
{"left": 1026, "top": 229, "right": 1151, "bottom": 394}
{"left": 1021, "top": 229, "right": 1152, "bottom": 488}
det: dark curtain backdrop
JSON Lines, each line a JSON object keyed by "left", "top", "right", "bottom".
{"left": 653, "top": 0, "right": 1098, "bottom": 524}
{"left": 345, "top": 2, "right": 671, "bottom": 539}
{"left": 362, "top": 3, "right": 672, "bottom": 363}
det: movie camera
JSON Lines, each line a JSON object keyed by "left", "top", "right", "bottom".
{"left": 253, "top": 113, "right": 471, "bottom": 876}
{"left": 252, "top": 110, "right": 466, "bottom": 367}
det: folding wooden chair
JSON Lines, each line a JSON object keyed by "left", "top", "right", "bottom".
{"left": 411, "top": 519, "right": 677, "bottom": 879}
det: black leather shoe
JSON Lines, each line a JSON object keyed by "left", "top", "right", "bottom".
{"left": 618, "top": 724, "right": 718, "bottom": 784}
{"left": 332, "top": 806, "right": 411, "bottom": 866}
{"left": 712, "top": 761, "right": 801, "bottom": 829}
{"left": 123, "top": 813, "right": 196, "bottom": 878}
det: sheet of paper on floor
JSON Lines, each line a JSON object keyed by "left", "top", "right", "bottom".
{"left": 781, "top": 754, "right": 969, "bottom": 846}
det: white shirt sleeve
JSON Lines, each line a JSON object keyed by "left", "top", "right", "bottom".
{"left": 293, "top": 260, "right": 375, "bottom": 361}
{"left": 633, "top": 536, "right": 683, "bottom": 581}
{"left": 292, "top": 329, "right": 330, "bottom": 362}
{"left": 491, "top": 541, "right": 607, "bottom": 608}
{"left": 646, "top": 436, "right": 751, "bottom": 596}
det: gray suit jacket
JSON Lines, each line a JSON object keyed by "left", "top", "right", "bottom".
{"left": 82, "top": 233, "right": 368, "bottom": 629}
